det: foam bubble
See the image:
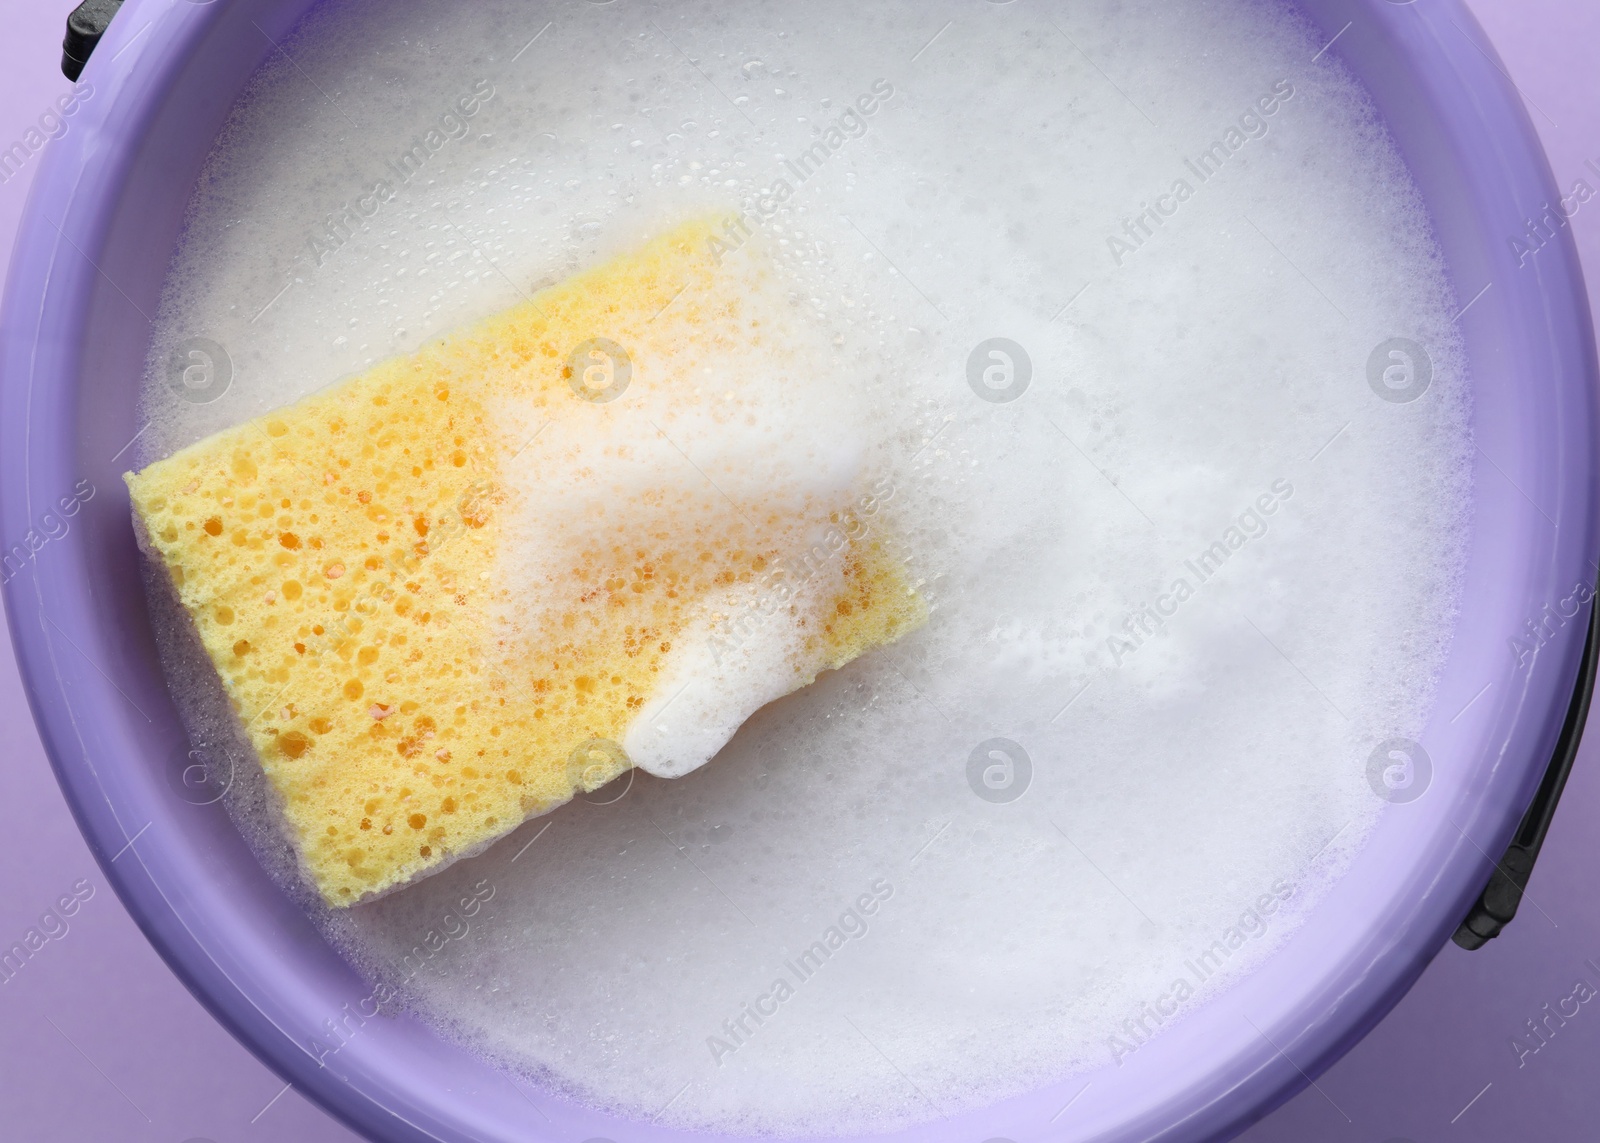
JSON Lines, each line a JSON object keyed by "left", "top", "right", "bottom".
{"left": 483, "top": 233, "right": 892, "bottom": 780}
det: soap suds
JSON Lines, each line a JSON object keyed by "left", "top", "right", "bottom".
{"left": 139, "top": 0, "right": 1473, "bottom": 1134}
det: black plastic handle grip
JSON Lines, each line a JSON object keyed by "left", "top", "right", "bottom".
{"left": 1453, "top": 582, "right": 1599, "bottom": 949}
{"left": 62, "top": 0, "right": 125, "bottom": 82}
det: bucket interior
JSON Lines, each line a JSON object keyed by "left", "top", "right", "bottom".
{"left": 2, "top": 0, "right": 1595, "bottom": 1141}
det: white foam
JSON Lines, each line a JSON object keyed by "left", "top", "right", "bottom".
{"left": 140, "top": 0, "right": 1474, "bottom": 1134}
{"left": 483, "top": 242, "right": 876, "bottom": 779}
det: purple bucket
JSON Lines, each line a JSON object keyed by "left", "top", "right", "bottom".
{"left": 2, "top": 0, "right": 1595, "bottom": 1140}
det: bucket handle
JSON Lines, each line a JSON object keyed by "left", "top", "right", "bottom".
{"left": 1453, "top": 582, "right": 1600, "bottom": 949}
{"left": 62, "top": 0, "right": 126, "bottom": 82}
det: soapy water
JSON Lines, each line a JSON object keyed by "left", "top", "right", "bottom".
{"left": 138, "top": 0, "right": 1472, "bottom": 1133}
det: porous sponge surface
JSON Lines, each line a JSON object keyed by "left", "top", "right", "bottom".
{"left": 126, "top": 220, "right": 924, "bottom": 905}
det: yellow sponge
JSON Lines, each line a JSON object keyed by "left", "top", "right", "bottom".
{"left": 126, "top": 219, "right": 925, "bottom": 905}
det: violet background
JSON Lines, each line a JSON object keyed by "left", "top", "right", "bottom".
{"left": 1, "top": 1, "right": 1596, "bottom": 1140}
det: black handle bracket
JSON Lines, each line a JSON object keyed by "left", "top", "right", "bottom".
{"left": 62, "top": 0, "right": 126, "bottom": 82}
{"left": 1453, "top": 581, "right": 1600, "bottom": 950}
